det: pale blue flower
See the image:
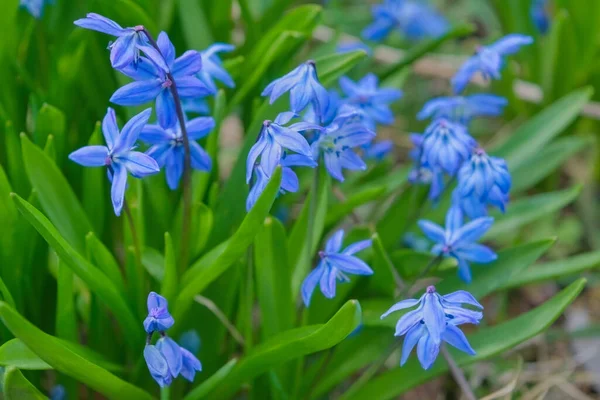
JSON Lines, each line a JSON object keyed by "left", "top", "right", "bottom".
{"left": 419, "top": 119, "right": 476, "bottom": 176}
{"left": 408, "top": 133, "right": 446, "bottom": 201}
{"left": 362, "top": 0, "right": 449, "bottom": 42}
{"left": 198, "top": 43, "right": 235, "bottom": 93}
{"left": 364, "top": 140, "right": 394, "bottom": 160}
{"left": 140, "top": 116, "right": 215, "bottom": 190}
{"left": 262, "top": 61, "right": 329, "bottom": 118}
{"left": 418, "top": 94, "right": 508, "bottom": 124}
{"left": 143, "top": 292, "right": 175, "bottom": 333}
{"left": 156, "top": 337, "right": 182, "bottom": 378}
{"left": 301, "top": 230, "right": 373, "bottom": 306}
{"left": 144, "top": 345, "right": 172, "bottom": 387}
{"left": 69, "top": 108, "right": 159, "bottom": 216}
{"left": 418, "top": 207, "right": 497, "bottom": 282}
{"left": 381, "top": 286, "right": 481, "bottom": 369}
{"left": 111, "top": 31, "right": 212, "bottom": 128}
{"left": 452, "top": 34, "right": 534, "bottom": 94}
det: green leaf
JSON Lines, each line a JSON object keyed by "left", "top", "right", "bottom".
{"left": 511, "top": 136, "right": 589, "bottom": 192}
{"left": 183, "top": 358, "right": 238, "bottom": 400}
{"left": 4, "top": 121, "right": 29, "bottom": 195}
{"left": 3, "top": 367, "right": 48, "bottom": 399}
{"left": 255, "top": 216, "right": 294, "bottom": 339}
{"left": 161, "top": 232, "right": 178, "bottom": 304}
{"left": 98, "top": 0, "right": 157, "bottom": 33}
{"left": 10, "top": 194, "right": 140, "bottom": 347}
{"left": 56, "top": 260, "right": 77, "bottom": 343}
{"left": 82, "top": 122, "right": 106, "bottom": 236}
{"left": 390, "top": 250, "right": 455, "bottom": 280}
{"left": 316, "top": 50, "right": 369, "bottom": 86}
{"left": 485, "top": 186, "right": 581, "bottom": 239}
{"left": 34, "top": 104, "right": 66, "bottom": 162}
{"left": 325, "top": 185, "right": 386, "bottom": 228}
{"left": 205, "top": 300, "right": 362, "bottom": 399}
{"left": 0, "top": 303, "right": 151, "bottom": 399}
{"left": 492, "top": 87, "right": 593, "bottom": 170}
{"left": 85, "top": 232, "right": 125, "bottom": 294}
{"left": 21, "top": 134, "right": 92, "bottom": 253}
{"left": 0, "top": 274, "right": 16, "bottom": 309}
{"left": 0, "top": 339, "right": 52, "bottom": 370}
{"left": 179, "top": 0, "right": 213, "bottom": 49}
{"left": 368, "top": 233, "right": 398, "bottom": 296}
{"left": 344, "top": 279, "right": 586, "bottom": 400}
{"left": 502, "top": 251, "right": 600, "bottom": 289}
{"left": 174, "top": 168, "right": 283, "bottom": 324}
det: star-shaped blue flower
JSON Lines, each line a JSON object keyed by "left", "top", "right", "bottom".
{"left": 418, "top": 207, "right": 497, "bottom": 282}
{"left": 339, "top": 73, "right": 402, "bottom": 128}
{"left": 452, "top": 34, "right": 534, "bottom": 94}
{"left": 140, "top": 116, "right": 215, "bottom": 190}
{"left": 453, "top": 148, "right": 511, "bottom": 218}
{"left": 198, "top": 43, "right": 235, "bottom": 93}
{"left": 419, "top": 118, "right": 476, "bottom": 176}
{"left": 68, "top": 108, "right": 159, "bottom": 216}
{"left": 381, "top": 286, "right": 482, "bottom": 369}
{"left": 111, "top": 31, "right": 212, "bottom": 128}
{"left": 301, "top": 230, "right": 373, "bottom": 306}
{"left": 362, "top": 0, "right": 449, "bottom": 42}
{"left": 262, "top": 61, "right": 329, "bottom": 118}
{"left": 418, "top": 94, "right": 508, "bottom": 124}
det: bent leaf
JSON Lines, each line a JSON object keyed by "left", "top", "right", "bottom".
{"left": 3, "top": 367, "right": 48, "bottom": 400}
{"left": 183, "top": 358, "right": 238, "bottom": 400}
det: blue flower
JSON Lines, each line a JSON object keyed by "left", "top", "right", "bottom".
{"left": 179, "top": 347, "right": 202, "bottom": 382}
{"left": 20, "top": 0, "right": 52, "bottom": 19}
{"left": 362, "top": 0, "right": 449, "bottom": 42}
{"left": 246, "top": 112, "right": 318, "bottom": 183}
{"left": 339, "top": 73, "right": 402, "bottom": 127}
{"left": 49, "top": 385, "right": 66, "bottom": 400}
{"left": 531, "top": 0, "right": 550, "bottom": 34}
{"left": 304, "top": 90, "right": 341, "bottom": 127}
{"left": 336, "top": 41, "right": 372, "bottom": 56}
{"left": 408, "top": 133, "right": 446, "bottom": 201}
{"left": 453, "top": 149, "right": 511, "bottom": 218}
{"left": 246, "top": 154, "right": 317, "bottom": 211}
{"left": 182, "top": 98, "right": 210, "bottom": 115}
{"left": 418, "top": 207, "right": 497, "bottom": 282}
{"left": 140, "top": 116, "right": 214, "bottom": 190}
{"left": 111, "top": 31, "right": 212, "bottom": 128}
{"left": 312, "top": 114, "right": 376, "bottom": 182}
{"left": 381, "top": 286, "right": 482, "bottom": 369}
{"left": 74, "top": 13, "right": 167, "bottom": 71}
{"left": 143, "top": 292, "right": 175, "bottom": 333}
{"left": 156, "top": 337, "right": 182, "bottom": 378}
{"left": 419, "top": 119, "right": 476, "bottom": 176}
{"left": 418, "top": 94, "right": 508, "bottom": 124}
{"left": 452, "top": 34, "right": 534, "bottom": 94}
{"left": 262, "top": 61, "right": 329, "bottom": 118}
{"left": 198, "top": 43, "right": 235, "bottom": 93}
{"left": 364, "top": 140, "right": 394, "bottom": 160}
{"left": 179, "top": 330, "right": 201, "bottom": 354}
{"left": 301, "top": 230, "right": 373, "bottom": 306}
{"left": 144, "top": 345, "right": 173, "bottom": 387}
{"left": 69, "top": 108, "right": 159, "bottom": 216}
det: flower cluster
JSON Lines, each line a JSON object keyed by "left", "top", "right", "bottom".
{"left": 143, "top": 293, "right": 202, "bottom": 386}
{"left": 381, "top": 286, "right": 482, "bottom": 369}
{"left": 362, "top": 0, "right": 449, "bottom": 42}
{"left": 411, "top": 34, "right": 532, "bottom": 282}
{"left": 245, "top": 63, "right": 402, "bottom": 210}
{"left": 69, "top": 13, "right": 235, "bottom": 215}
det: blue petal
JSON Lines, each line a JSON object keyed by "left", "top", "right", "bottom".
{"left": 319, "top": 266, "right": 337, "bottom": 298}
{"left": 394, "top": 308, "right": 423, "bottom": 337}
{"left": 451, "top": 57, "right": 480, "bottom": 94}
{"left": 175, "top": 76, "right": 213, "bottom": 98}
{"left": 274, "top": 111, "right": 297, "bottom": 125}
{"left": 179, "top": 347, "right": 202, "bottom": 382}
{"left": 442, "top": 291, "right": 483, "bottom": 309}
{"left": 342, "top": 239, "right": 372, "bottom": 255}
{"left": 165, "top": 147, "right": 184, "bottom": 190}
{"left": 361, "top": 18, "right": 395, "bottom": 42}
{"left": 68, "top": 146, "right": 108, "bottom": 167}
{"left": 110, "top": 33, "right": 138, "bottom": 70}
{"left": 156, "top": 337, "right": 182, "bottom": 377}
{"left": 260, "top": 142, "right": 282, "bottom": 178}
{"left": 119, "top": 151, "right": 160, "bottom": 178}
{"left": 156, "top": 90, "right": 178, "bottom": 129}
{"left": 324, "top": 152, "right": 344, "bottom": 182}
{"left": 422, "top": 293, "right": 445, "bottom": 344}
{"left": 246, "top": 135, "right": 268, "bottom": 183}
{"left": 325, "top": 230, "right": 345, "bottom": 253}
{"left": 417, "top": 220, "right": 445, "bottom": 244}
{"left": 147, "top": 291, "right": 168, "bottom": 310}
{"left": 281, "top": 154, "right": 317, "bottom": 168}
{"left": 114, "top": 108, "right": 153, "bottom": 154}
{"left": 488, "top": 34, "right": 534, "bottom": 56}
{"left": 189, "top": 141, "right": 212, "bottom": 171}
{"left": 74, "top": 13, "right": 125, "bottom": 36}
{"left": 269, "top": 125, "right": 312, "bottom": 156}
{"left": 118, "top": 57, "right": 160, "bottom": 81}
{"left": 443, "top": 324, "right": 476, "bottom": 355}
{"left": 281, "top": 167, "right": 299, "bottom": 193}
{"left": 380, "top": 298, "right": 420, "bottom": 319}
{"left": 147, "top": 144, "right": 173, "bottom": 167}
{"left": 401, "top": 324, "right": 425, "bottom": 366}
{"left": 301, "top": 263, "right": 325, "bottom": 306}
{"left": 456, "top": 258, "right": 472, "bottom": 283}
{"left": 172, "top": 50, "right": 203, "bottom": 77}
{"left": 445, "top": 206, "right": 464, "bottom": 234}
{"left": 110, "top": 163, "right": 128, "bottom": 216}
{"left": 102, "top": 108, "right": 120, "bottom": 149}
{"left": 138, "top": 44, "right": 170, "bottom": 74}
{"left": 144, "top": 345, "right": 171, "bottom": 387}
{"left": 110, "top": 79, "right": 163, "bottom": 106}
{"left": 157, "top": 31, "right": 175, "bottom": 67}
{"left": 339, "top": 150, "right": 366, "bottom": 171}
{"left": 455, "top": 243, "right": 497, "bottom": 264}
{"left": 140, "top": 124, "right": 172, "bottom": 145}
{"left": 451, "top": 216, "right": 494, "bottom": 247}
{"left": 416, "top": 333, "right": 440, "bottom": 370}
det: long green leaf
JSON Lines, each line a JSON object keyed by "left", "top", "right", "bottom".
{"left": 3, "top": 367, "right": 48, "bottom": 399}
{"left": 344, "top": 279, "right": 586, "bottom": 400}
{"left": 206, "top": 300, "right": 362, "bottom": 399}
{"left": 174, "top": 168, "right": 283, "bottom": 324}
{"left": 85, "top": 232, "right": 125, "bottom": 293}
{"left": 0, "top": 302, "right": 153, "bottom": 400}
{"left": 56, "top": 260, "right": 77, "bottom": 343}
{"left": 316, "top": 50, "right": 369, "bottom": 86}
{"left": 10, "top": 194, "right": 140, "bottom": 346}
{"left": 21, "top": 134, "right": 92, "bottom": 253}
{"left": 179, "top": 0, "right": 213, "bottom": 50}
{"left": 183, "top": 358, "right": 238, "bottom": 400}
{"left": 161, "top": 232, "right": 178, "bottom": 304}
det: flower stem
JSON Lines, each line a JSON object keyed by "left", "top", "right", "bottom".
{"left": 123, "top": 200, "right": 145, "bottom": 315}
{"left": 142, "top": 29, "right": 193, "bottom": 271}
{"left": 160, "top": 385, "right": 170, "bottom": 400}
{"left": 441, "top": 345, "right": 477, "bottom": 400}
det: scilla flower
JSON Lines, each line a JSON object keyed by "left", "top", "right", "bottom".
{"left": 420, "top": 119, "right": 476, "bottom": 176}
{"left": 246, "top": 112, "right": 318, "bottom": 183}
{"left": 111, "top": 31, "right": 211, "bottom": 128}
{"left": 302, "top": 230, "right": 373, "bottom": 306}
{"left": 74, "top": 13, "right": 167, "bottom": 71}
{"left": 452, "top": 34, "right": 534, "bottom": 94}
{"left": 418, "top": 207, "right": 497, "bottom": 282}
{"left": 381, "top": 286, "right": 481, "bottom": 369}
{"left": 454, "top": 148, "right": 511, "bottom": 218}
{"left": 198, "top": 43, "right": 235, "bottom": 93}
{"left": 418, "top": 94, "right": 508, "bottom": 124}
{"left": 362, "top": 0, "right": 449, "bottom": 42}
{"left": 20, "top": 0, "right": 52, "bottom": 19}
{"left": 408, "top": 133, "right": 445, "bottom": 201}
{"left": 312, "top": 114, "right": 376, "bottom": 182}
{"left": 143, "top": 292, "right": 175, "bottom": 333}
{"left": 339, "top": 73, "right": 402, "bottom": 128}
{"left": 180, "top": 347, "right": 202, "bottom": 382}
{"left": 531, "top": 0, "right": 550, "bottom": 35}
{"left": 262, "top": 61, "right": 329, "bottom": 117}
{"left": 140, "top": 116, "right": 215, "bottom": 190}
{"left": 144, "top": 345, "right": 172, "bottom": 387}
{"left": 69, "top": 108, "right": 159, "bottom": 216}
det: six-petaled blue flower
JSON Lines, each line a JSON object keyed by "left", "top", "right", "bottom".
{"left": 419, "top": 118, "right": 476, "bottom": 176}
{"left": 302, "top": 230, "right": 373, "bottom": 306}
{"left": 419, "top": 207, "right": 497, "bottom": 282}
{"left": 140, "top": 116, "right": 215, "bottom": 190}
{"left": 381, "top": 286, "right": 482, "bottom": 369}
{"left": 454, "top": 148, "right": 511, "bottom": 218}
{"left": 452, "top": 34, "right": 534, "bottom": 94}
{"left": 418, "top": 94, "right": 508, "bottom": 124}
{"left": 362, "top": 0, "right": 449, "bottom": 42}
{"left": 111, "top": 31, "right": 211, "bottom": 128}
{"left": 143, "top": 292, "right": 175, "bottom": 333}
{"left": 68, "top": 108, "right": 159, "bottom": 216}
